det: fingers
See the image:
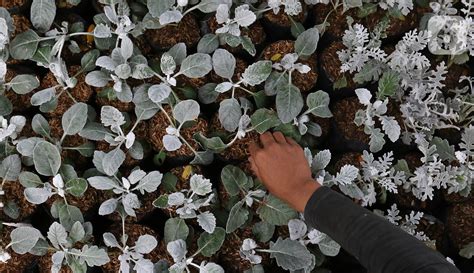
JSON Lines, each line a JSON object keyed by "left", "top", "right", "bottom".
{"left": 273, "top": 131, "right": 287, "bottom": 144}
{"left": 260, "top": 132, "right": 275, "bottom": 147}
{"left": 249, "top": 157, "right": 261, "bottom": 179}
{"left": 285, "top": 136, "right": 299, "bottom": 147}
{"left": 248, "top": 142, "right": 260, "bottom": 157}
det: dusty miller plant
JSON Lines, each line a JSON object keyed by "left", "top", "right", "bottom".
{"left": 354, "top": 88, "right": 401, "bottom": 152}
{"left": 154, "top": 174, "right": 217, "bottom": 233}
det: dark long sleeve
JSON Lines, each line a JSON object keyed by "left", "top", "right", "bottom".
{"left": 304, "top": 187, "right": 460, "bottom": 273}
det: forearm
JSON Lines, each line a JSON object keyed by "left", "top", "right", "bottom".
{"left": 304, "top": 187, "right": 460, "bottom": 273}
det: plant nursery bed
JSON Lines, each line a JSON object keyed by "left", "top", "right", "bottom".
{"left": 0, "top": 0, "right": 473, "bottom": 273}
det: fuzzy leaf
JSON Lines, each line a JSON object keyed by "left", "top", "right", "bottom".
{"left": 134, "top": 171, "right": 163, "bottom": 193}
{"left": 219, "top": 98, "right": 241, "bottom": 132}
{"left": 30, "top": 87, "right": 55, "bottom": 106}
{"left": 147, "top": 0, "right": 174, "bottom": 18}
{"left": 47, "top": 222, "right": 68, "bottom": 248}
{"left": 62, "top": 103, "right": 88, "bottom": 136}
{"left": 295, "top": 28, "right": 319, "bottom": 58}
{"left": 102, "top": 147, "right": 125, "bottom": 176}
{"left": 10, "top": 74, "right": 40, "bottom": 94}
{"left": 276, "top": 84, "right": 303, "bottom": 124}
{"left": 335, "top": 165, "right": 359, "bottom": 185}
{"left": 149, "top": 84, "right": 172, "bottom": 103}
{"left": 164, "top": 218, "right": 189, "bottom": 244}
{"left": 194, "top": 134, "right": 226, "bottom": 152}
{"left": 250, "top": 109, "right": 281, "bottom": 134}
{"left": 226, "top": 200, "right": 249, "bottom": 233}
{"left": 318, "top": 237, "right": 340, "bottom": 256}
{"left": 380, "top": 116, "right": 400, "bottom": 142}
{"left": 173, "top": 100, "right": 200, "bottom": 123}
{"left": 33, "top": 141, "right": 61, "bottom": 176}
{"left": 30, "top": 0, "right": 56, "bottom": 32}
{"left": 85, "top": 71, "right": 109, "bottom": 87}
{"left": 0, "top": 154, "right": 21, "bottom": 181}
{"left": 221, "top": 165, "right": 250, "bottom": 196}
{"left": 88, "top": 176, "right": 119, "bottom": 190}
{"left": 32, "top": 114, "right": 51, "bottom": 137}
{"left": 9, "top": 30, "right": 40, "bottom": 60}
{"left": 257, "top": 195, "right": 297, "bottom": 226}
{"left": 197, "top": 212, "right": 217, "bottom": 233}
{"left": 10, "top": 227, "right": 42, "bottom": 254}
{"left": 81, "top": 245, "right": 110, "bottom": 266}
{"left": 24, "top": 187, "right": 53, "bottom": 204}
{"left": 103, "top": 233, "right": 120, "bottom": 248}
{"left": 212, "top": 49, "right": 236, "bottom": 79}
{"left": 198, "top": 34, "right": 219, "bottom": 54}
{"left": 198, "top": 0, "right": 232, "bottom": 13}
{"left": 241, "top": 61, "right": 272, "bottom": 86}
{"left": 69, "top": 222, "right": 85, "bottom": 243}
{"left": 163, "top": 134, "right": 182, "bottom": 151}
{"left": 135, "top": 235, "right": 158, "bottom": 254}
{"left": 306, "top": 91, "right": 332, "bottom": 118}
{"left": 98, "top": 198, "right": 118, "bottom": 215}
{"left": 179, "top": 53, "right": 212, "bottom": 78}
{"left": 268, "top": 238, "right": 313, "bottom": 271}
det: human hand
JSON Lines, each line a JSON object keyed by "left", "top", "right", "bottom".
{"left": 248, "top": 132, "right": 321, "bottom": 212}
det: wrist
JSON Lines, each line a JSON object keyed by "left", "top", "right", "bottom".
{"left": 293, "top": 179, "right": 321, "bottom": 213}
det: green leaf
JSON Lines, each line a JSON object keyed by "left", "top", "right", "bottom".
{"left": 147, "top": 0, "right": 174, "bottom": 18}
{"left": 257, "top": 195, "right": 297, "bottom": 226}
{"left": 32, "top": 114, "right": 51, "bottom": 137}
{"left": 194, "top": 133, "right": 226, "bottom": 152}
{"left": 153, "top": 194, "right": 169, "bottom": 208}
{"left": 377, "top": 70, "right": 400, "bottom": 99}
{"left": 81, "top": 49, "right": 100, "bottom": 72}
{"left": 268, "top": 237, "right": 313, "bottom": 271}
{"left": 431, "top": 137, "right": 456, "bottom": 161}
{"left": 19, "top": 171, "right": 43, "bottom": 188}
{"left": 62, "top": 103, "right": 88, "bottom": 136}
{"left": 0, "top": 154, "right": 21, "bottom": 181}
{"left": 57, "top": 203, "right": 84, "bottom": 230}
{"left": 265, "top": 71, "right": 289, "bottom": 96}
{"left": 276, "top": 84, "right": 303, "bottom": 124}
{"left": 306, "top": 91, "right": 332, "bottom": 118}
{"left": 197, "top": 227, "right": 225, "bottom": 257}
{"left": 295, "top": 28, "right": 319, "bottom": 58}
{"left": 226, "top": 200, "right": 249, "bottom": 233}
{"left": 69, "top": 221, "right": 85, "bottom": 243}
{"left": 9, "top": 30, "right": 40, "bottom": 60}
{"left": 221, "top": 165, "right": 251, "bottom": 196}
{"left": 252, "top": 221, "right": 275, "bottom": 243}
{"left": 164, "top": 218, "right": 189, "bottom": 244}
{"left": 0, "top": 95, "right": 13, "bottom": 116}
{"left": 33, "top": 141, "right": 61, "bottom": 176}
{"left": 30, "top": 0, "right": 56, "bottom": 32}
{"left": 66, "top": 178, "right": 88, "bottom": 197}
{"left": 251, "top": 109, "right": 281, "bottom": 134}
{"left": 198, "top": 34, "right": 219, "bottom": 54}
{"left": 9, "top": 74, "right": 40, "bottom": 94}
